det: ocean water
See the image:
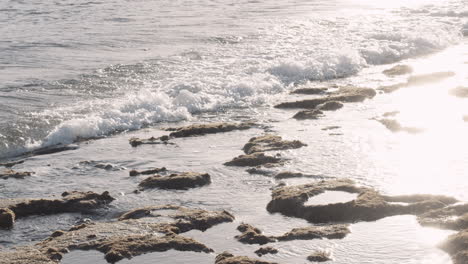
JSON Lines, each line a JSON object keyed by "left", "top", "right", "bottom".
{"left": 1, "top": 0, "right": 468, "bottom": 263}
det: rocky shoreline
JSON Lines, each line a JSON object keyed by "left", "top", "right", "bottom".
{"left": 1, "top": 66, "right": 468, "bottom": 264}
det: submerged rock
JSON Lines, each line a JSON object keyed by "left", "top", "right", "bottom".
{"left": 274, "top": 171, "right": 330, "bottom": 180}
{"left": 235, "top": 223, "right": 275, "bottom": 245}
{"left": 30, "top": 144, "right": 79, "bottom": 156}
{"left": 267, "top": 179, "right": 456, "bottom": 223}
{"left": 307, "top": 251, "right": 331, "bottom": 262}
{"left": 321, "top": 126, "right": 340, "bottom": 131}
{"left": 0, "top": 169, "right": 33, "bottom": 180}
{"left": 242, "top": 135, "right": 306, "bottom": 154}
{"left": 215, "top": 252, "right": 280, "bottom": 264}
{"left": 0, "top": 208, "right": 15, "bottom": 229}
{"left": 440, "top": 230, "right": 468, "bottom": 264}
{"left": 129, "top": 136, "right": 175, "bottom": 147}
{"left": 376, "top": 119, "right": 423, "bottom": 134}
{"left": 0, "top": 191, "right": 114, "bottom": 221}
{"left": 293, "top": 110, "right": 324, "bottom": 120}
{"left": 255, "top": 247, "right": 278, "bottom": 257}
{"left": 0, "top": 205, "right": 233, "bottom": 264}
{"left": 0, "top": 160, "right": 24, "bottom": 168}
{"left": 138, "top": 172, "right": 211, "bottom": 190}
{"left": 168, "top": 122, "right": 255, "bottom": 138}
{"left": 276, "top": 225, "right": 350, "bottom": 241}
{"left": 449, "top": 86, "right": 468, "bottom": 98}
{"left": 291, "top": 88, "right": 328, "bottom": 95}
{"left": 418, "top": 203, "right": 468, "bottom": 230}
{"left": 224, "top": 153, "right": 283, "bottom": 167}
{"left": 382, "top": 65, "right": 413, "bottom": 76}
{"left": 276, "top": 87, "right": 376, "bottom": 109}
{"left": 317, "top": 101, "right": 343, "bottom": 111}
{"left": 129, "top": 167, "right": 167, "bottom": 177}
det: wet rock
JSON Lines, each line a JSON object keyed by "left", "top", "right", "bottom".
{"left": 0, "top": 160, "right": 24, "bottom": 168}
{"left": 215, "top": 251, "right": 280, "bottom": 264}
{"left": 321, "top": 126, "right": 340, "bottom": 131}
{"left": 449, "top": 86, "right": 468, "bottom": 98}
{"left": 79, "top": 161, "right": 123, "bottom": 171}
{"left": 255, "top": 247, "right": 278, "bottom": 257}
{"left": 0, "top": 208, "right": 15, "bottom": 229}
{"left": 129, "top": 167, "right": 167, "bottom": 176}
{"left": 317, "top": 101, "right": 343, "bottom": 111}
{"left": 118, "top": 208, "right": 151, "bottom": 220}
{"left": 418, "top": 203, "right": 468, "bottom": 230}
{"left": 276, "top": 87, "right": 376, "bottom": 109}
{"left": 291, "top": 88, "right": 328, "bottom": 95}
{"left": 129, "top": 136, "right": 175, "bottom": 147}
{"left": 376, "top": 119, "right": 423, "bottom": 134}
{"left": 235, "top": 224, "right": 275, "bottom": 245}
{"left": 307, "top": 251, "right": 331, "bottom": 262}
{"left": 224, "top": 153, "right": 283, "bottom": 167}
{"left": 138, "top": 172, "right": 211, "bottom": 190}
{"left": 242, "top": 135, "right": 306, "bottom": 154}
{"left": 266, "top": 179, "right": 456, "bottom": 223}
{"left": 0, "top": 191, "right": 114, "bottom": 220}
{"left": 382, "top": 65, "right": 413, "bottom": 76}
{"left": 1, "top": 205, "right": 233, "bottom": 264}
{"left": 276, "top": 225, "right": 350, "bottom": 241}
{"left": 246, "top": 168, "right": 274, "bottom": 176}
{"left": 168, "top": 122, "right": 255, "bottom": 138}
{"left": 0, "top": 169, "right": 33, "bottom": 180}
{"left": 440, "top": 230, "right": 468, "bottom": 264}
{"left": 293, "top": 110, "right": 324, "bottom": 120}
{"left": 274, "top": 171, "right": 330, "bottom": 180}
{"left": 30, "top": 144, "right": 79, "bottom": 156}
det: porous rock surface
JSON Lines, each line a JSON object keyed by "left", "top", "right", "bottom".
{"left": 242, "top": 135, "right": 306, "bottom": 155}
{"left": 235, "top": 223, "right": 275, "bottom": 245}
{"left": 224, "top": 153, "right": 283, "bottom": 167}
{"left": 255, "top": 247, "right": 279, "bottom": 257}
{"left": 138, "top": 172, "right": 211, "bottom": 190}
{"left": 0, "top": 169, "right": 33, "bottom": 180}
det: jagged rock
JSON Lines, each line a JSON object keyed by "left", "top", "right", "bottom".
{"left": 235, "top": 224, "right": 275, "bottom": 245}
{"left": 276, "top": 225, "right": 350, "bottom": 241}
{"left": 449, "top": 86, "right": 468, "bottom": 98}
{"left": 418, "top": 203, "right": 468, "bottom": 230}
{"left": 242, "top": 135, "right": 306, "bottom": 154}
{"left": 0, "top": 208, "right": 15, "bottom": 229}
{"left": 307, "top": 251, "right": 331, "bottom": 262}
{"left": 293, "top": 110, "right": 324, "bottom": 120}
{"left": 0, "top": 160, "right": 24, "bottom": 168}
{"left": 0, "top": 169, "right": 33, "bottom": 180}
{"left": 129, "top": 167, "right": 167, "bottom": 176}
{"left": 376, "top": 119, "right": 423, "bottom": 134}
{"left": 224, "top": 153, "right": 283, "bottom": 167}
{"left": 138, "top": 172, "right": 211, "bottom": 190}
{"left": 440, "top": 230, "right": 468, "bottom": 264}
{"left": 266, "top": 179, "right": 457, "bottom": 223}
{"left": 317, "top": 101, "right": 343, "bottom": 111}
{"left": 215, "top": 252, "right": 280, "bottom": 264}
{"left": 129, "top": 136, "right": 175, "bottom": 147}
{"left": 0, "top": 191, "right": 114, "bottom": 221}
{"left": 276, "top": 87, "right": 376, "bottom": 109}
{"left": 382, "top": 65, "right": 413, "bottom": 76}
{"left": 291, "top": 88, "right": 328, "bottom": 95}
{"left": 1, "top": 205, "right": 234, "bottom": 264}
{"left": 255, "top": 247, "right": 278, "bottom": 257}
{"left": 168, "top": 122, "right": 255, "bottom": 138}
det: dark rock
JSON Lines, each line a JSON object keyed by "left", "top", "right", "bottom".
{"left": 321, "top": 126, "right": 340, "bottom": 131}
{"left": 274, "top": 172, "right": 330, "bottom": 180}
{"left": 255, "top": 247, "right": 278, "bottom": 257}
{"left": 30, "top": 144, "right": 79, "bottom": 156}
{"left": 266, "top": 179, "right": 457, "bottom": 223}
{"left": 293, "top": 110, "right": 324, "bottom": 120}
{"left": 129, "top": 136, "right": 175, "bottom": 147}
{"left": 0, "top": 208, "right": 15, "bottom": 229}
{"left": 242, "top": 135, "right": 306, "bottom": 154}
{"left": 224, "top": 153, "right": 283, "bottom": 167}
{"left": 215, "top": 251, "right": 280, "bottom": 264}
{"left": 118, "top": 208, "right": 151, "bottom": 220}
{"left": 376, "top": 119, "right": 423, "bottom": 134}
{"left": 449, "top": 86, "right": 468, "bottom": 98}
{"left": 50, "top": 230, "right": 65, "bottom": 238}
{"left": 440, "top": 230, "right": 468, "bottom": 264}
{"left": 276, "top": 225, "right": 350, "bottom": 241}
{"left": 307, "top": 251, "right": 331, "bottom": 262}
{"left": 0, "top": 169, "right": 33, "bottom": 180}
{"left": 291, "top": 88, "right": 328, "bottom": 95}
{"left": 0, "top": 191, "right": 114, "bottom": 221}
{"left": 382, "top": 65, "right": 413, "bottom": 76}
{"left": 317, "top": 101, "right": 343, "bottom": 111}
{"left": 79, "top": 161, "right": 123, "bottom": 171}
{"left": 138, "top": 172, "right": 211, "bottom": 190}
{"left": 246, "top": 168, "right": 274, "bottom": 176}
{"left": 129, "top": 167, "right": 167, "bottom": 176}
{"left": 168, "top": 122, "right": 255, "bottom": 138}
{"left": 235, "top": 223, "right": 275, "bottom": 245}
{"left": 276, "top": 87, "right": 376, "bottom": 109}
{"left": 0, "top": 160, "right": 24, "bottom": 168}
